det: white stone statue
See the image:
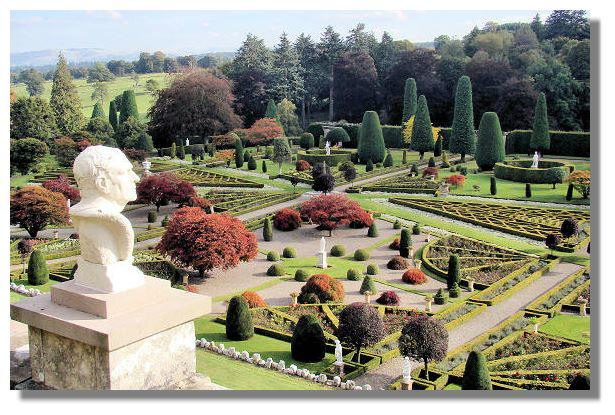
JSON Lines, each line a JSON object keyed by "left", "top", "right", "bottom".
{"left": 325, "top": 141, "right": 331, "bottom": 155}
{"left": 334, "top": 340, "right": 343, "bottom": 365}
{"left": 531, "top": 151, "right": 540, "bottom": 168}
{"left": 186, "top": 138, "right": 190, "bottom": 146}
{"left": 317, "top": 237, "right": 327, "bottom": 268}
{"left": 142, "top": 160, "right": 151, "bottom": 175}
{"left": 402, "top": 356, "right": 412, "bottom": 381}
{"left": 319, "top": 236, "right": 326, "bottom": 253}
{"left": 70, "top": 145, "right": 145, "bottom": 293}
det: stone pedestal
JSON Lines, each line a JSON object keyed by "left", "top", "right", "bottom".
{"left": 10, "top": 276, "right": 211, "bottom": 390}
{"left": 333, "top": 361, "right": 345, "bottom": 378}
{"left": 317, "top": 251, "right": 328, "bottom": 269}
{"left": 467, "top": 279, "right": 475, "bottom": 292}
{"left": 401, "top": 379, "right": 413, "bottom": 390}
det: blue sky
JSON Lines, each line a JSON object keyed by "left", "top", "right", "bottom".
{"left": 10, "top": 10, "right": 552, "bottom": 54}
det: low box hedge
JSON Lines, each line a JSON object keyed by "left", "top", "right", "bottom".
{"left": 493, "top": 159, "right": 572, "bottom": 184}
{"left": 504, "top": 130, "right": 590, "bottom": 157}
{"left": 524, "top": 268, "right": 588, "bottom": 317}
{"left": 297, "top": 149, "right": 353, "bottom": 166}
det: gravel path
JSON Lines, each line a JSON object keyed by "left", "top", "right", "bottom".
{"left": 352, "top": 261, "right": 584, "bottom": 390}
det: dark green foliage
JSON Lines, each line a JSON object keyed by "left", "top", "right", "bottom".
{"left": 568, "top": 374, "right": 590, "bottom": 390}
{"left": 434, "top": 288, "right": 447, "bottom": 305}
{"left": 366, "top": 264, "right": 379, "bottom": 276}
{"left": 170, "top": 142, "right": 177, "bottom": 158}
{"left": 135, "top": 132, "right": 154, "bottom": 152}
{"left": 302, "top": 293, "right": 320, "bottom": 304}
{"left": 50, "top": 54, "right": 84, "bottom": 135}
{"left": 434, "top": 137, "right": 442, "bottom": 157}
{"left": 393, "top": 220, "right": 402, "bottom": 229}
{"left": 545, "top": 233, "right": 561, "bottom": 251}
{"left": 383, "top": 151, "right": 393, "bottom": 167}
{"left": 357, "top": 111, "right": 386, "bottom": 163}
{"left": 354, "top": 249, "right": 370, "bottom": 261}
{"left": 283, "top": 247, "right": 297, "bottom": 258}
{"left": 490, "top": 176, "right": 497, "bottom": 195}
{"left": 119, "top": 90, "right": 139, "bottom": 124}
{"left": 267, "top": 250, "right": 280, "bottom": 261}
{"left": 91, "top": 102, "right": 105, "bottom": 119}
{"left": 410, "top": 163, "right": 419, "bottom": 176}
{"left": 410, "top": 95, "right": 434, "bottom": 159}
{"left": 366, "top": 159, "right": 374, "bottom": 171}
{"left": 367, "top": 222, "right": 378, "bottom": 237}
{"left": 291, "top": 314, "right": 326, "bottom": 362}
{"left": 381, "top": 126, "right": 404, "bottom": 148}
{"left": 265, "top": 99, "right": 277, "bottom": 119}
{"left": 566, "top": 183, "right": 574, "bottom": 201}
{"left": 234, "top": 136, "right": 244, "bottom": 168}
{"left": 147, "top": 211, "right": 157, "bottom": 223}
{"left": 560, "top": 218, "right": 579, "bottom": 239}
{"left": 447, "top": 255, "right": 460, "bottom": 290}
{"left": 330, "top": 245, "right": 345, "bottom": 257}
{"left": 262, "top": 160, "right": 268, "bottom": 173}
{"left": 462, "top": 350, "right": 492, "bottom": 390}
{"left": 10, "top": 96, "right": 58, "bottom": 141}
{"left": 326, "top": 127, "right": 350, "bottom": 144}
{"left": 248, "top": 156, "right": 257, "bottom": 170}
{"left": 531, "top": 92, "right": 550, "bottom": 152}
{"left": 177, "top": 141, "right": 185, "bottom": 160}
{"left": 412, "top": 223, "right": 421, "bottom": 235}
{"left": 526, "top": 183, "right": 532, "bottom": 198}
{"left": 295, "top": 269, "right": 310, "bottom": 282}
{"left": 428, "top": 157, "right": 436, "bottom": 168}
{"left": 402, "top": 78, "right": 418, "bottom": 124}
{"left": 402, "top": 150, "right": 407, "bottom": 164}
{"left": 10, "top": 138, "right": 49, "bottom": 175}
{"left": 300, "top": 132, "right": 315, "bottom": 150}
{"left": 27, "top": 250, "right": 49, "bottom": 286}
{"left": 225, "top": 296, "right": 254, "bottom": 340}
{"left": 399, "top": 228, "right": 412, "bottom": 258}
{"left": 449, "top": 282, "right": 460, "bottom": 298}
{"left": 307, "top": 123, "right": 325, "bottom": 140}
{"left": 267, "top": 263, "right": 285, "bottom": 276}
{"left": 505, "top": 130, "right": 589, "bottom": 158}
{"left": 161, "top": 215, "right": 169, "bottom": 227}
{"left": 475, "top": 112, "right": 505, "bottom": 170}
{"left": 263, "top": 217, "right": 273, "bottom": 241}
{"left": 360, "top": 275, "right": 378, "bottom": 294}
{"left": 347, "top": 268, "right": 361, "bottom": 281}
{"left": 450, "top": 76, "right": 476, "bottom": 160}
{"left": 243, "top": 150, "right": 250, "bottom": 162}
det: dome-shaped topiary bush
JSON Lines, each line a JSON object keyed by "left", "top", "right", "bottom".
{"left": 389, "top": 238, "right": 401, "bottom": 250}
{"left": 360, "top": 275, "right": 377, "bottom": 295}
{"left": 295, "top": 269, "right": 310, "bottom": 282}
{"left": 27, "top": 250, "right": 49, "bottom": 286}
{"left": 434, "top": 288, "right": 447, "bottom": 305}
{"left": 402, "top": 268, "right": 426, "bottom": 285}
{"left": 296, "top": 159, "right": 311, "bottom": 172}
{"left": 291, "top": 314, "right": 326, "bottom": 363}
{"left": 367, "top": 222, "right": 379, "bottom": 237}
{"left": 366, "top": 263, "right": 379, "bottom": 275}
{"left": 393, "top": 220, "right": 402, "bottom": 229}
{"left": 273, "top": 208, "right": 302, "bottom": 231}
{"left": 267, "top": 250, "right": 280, "bottom": 261}
{"left": 225, "top": 296, "right": 254, "bottom": 340}
{"left": 147, "top": 211, "right": 157, "bottom": 223}
{"left": 376, "top": 290, "right": 400, "bottom": 306}
{"left": 412, "top": 223, "right": 421, "bottom": 235}
{"left": 354, "top": 249, "right": 370, "bottom": 261}
{"left": 330, "top": 244, "right": 345, "bottom": 257}
{"left": 283, "top": 247, "right": 297, "bottom": 258}
{"left": 560, "top": 218, "right": 579, "bottom": 239}
{"left": 449, "top": 282, "right": 460, "bottom": 298}
{"left": 267, "top": 263, "right": 285, "bottom": 276}
{"left": 298, "top": 274, "right": 344, "bottom": 304}
{"left": 347, "top": 268, "right": 361, "bottom": 281}
{"left": 387, "top": 255, "right": 409, "bottom": 270}
{"left": 241, "top": 291, "right": 267, "bottom": 308}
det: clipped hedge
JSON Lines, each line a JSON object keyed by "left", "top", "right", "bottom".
{"left": 381, "top": 126, "right": 404, "bottom": 148}
{"left": 493, "top": 160, "right": 572, "bottom": 184}
{"left": 504, "top": 130, "right": 590, "bottom": 157}
{"left": 296, "top": 149, "right": 352, "bottom": 167}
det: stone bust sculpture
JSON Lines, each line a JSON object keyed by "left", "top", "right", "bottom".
{"left": 70, "top": 145, "right": 145, "bottom": 293}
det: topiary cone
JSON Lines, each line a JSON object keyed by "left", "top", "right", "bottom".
{"left": 27, "top": 250, "right": 49, "bottom": 286}
{"left": 291, "top": 314, "right": 326, "bottom": 362}
{"left": 462, "top": 350, "right": 492, "bottom": 390}
{"left": 225, "top": 296, "right": 254, "bottom": 340}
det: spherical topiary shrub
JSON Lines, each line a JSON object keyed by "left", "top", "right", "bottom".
{"left": 412, "top": 223, "right": 421, "bottom": 235}
{"left": 241, "top": 291, "right": 267, "bottom": 308}
{"left": 267, "top": 250, "right": 280, "bottom": 261}
{"left": 366, "top": 263, "right": 379, "bottom": 275}
{"left": 354, "top": 249, "right": 370, "bottom": 261}
{"left": 367, "top": 222, "right": 379, "bottom": 237}
{"left": 147, "top": 211, "right": 157, "bottom": 223}
{"left": 389, "top": 237, "right": 400, "bottom": 250}
{"left": 225, "top": 296, "right": 254, "bottom": 340}
{"left": 376, "top": 290, "right": 400, "bottom": 306}
{"left": 267, "top": 263, "right": 285, "bottom": 276}
{"left": 434, "top": 288, "right": 447, "bottom": 305}
{"left": 291, "top": 314, "right": 326, "bottom": 362}
{"left": 347, "top": 268, "right": 361, "bottom": 281}
{"left": 273, "top": 208, "right": 302, "bottom": 231}
{"left": 387, "top": 255, "right": 408, "bottom": 270}
{"left": 298, "top": 274, "right": 344, "bottom": 303}
{"left": 27, "top": 250, "right": 49, "bottom": 286}
{"left": 330, "top": 244, "right": 345, "bottom": 257}
{"left": 393, "top": 220, "right": 402, "bottom": 229}
{"left": 545, "top": 233, "right": 562, "bottom": 251}
{"left": 296, "top": 159, "right": 311, "bottom": 172}
{"left": 402, "top": 268, "right": 426, "bottom": 285}
{"left": 360, "top": 275, "right": 378, "bottom": 295}
{"left": 295, "top": 269, "right": 310, "bottom": 282}
{"left": 283, "top": 247, "right": 297, "bottom": 258}
{"left": 560, "top": 218, "right": 579, "bottom": 239}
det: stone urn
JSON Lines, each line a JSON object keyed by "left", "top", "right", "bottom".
{"left": 364, "top": 291, "right": 372, "bottom": 304}
{"left": 578, "top": 298, "right": 588, "bottom": 316}
{"left": 414, "top": 260, "right": 422, "bottom": 270}
{"left": 425, "top": 296, "right": 433, "bottom": 312}
{"left": 53, "top": 230, "right": 59, "bottom": 240}
{"left": 290, "top": 292, "right": 299, "bottom": 307}
{"left": 467, "top": 277, "right": 475, "bottom": 292}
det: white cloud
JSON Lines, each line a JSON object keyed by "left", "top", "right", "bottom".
{"left": 201, "top": 21, "right": 210, "bottom": 27}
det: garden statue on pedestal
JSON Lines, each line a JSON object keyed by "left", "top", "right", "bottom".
{"left": 142, "top": 160, "right": 151, "bottom": 175}
{"left": 401, "top": 356, "right": 414, "bottom": 390}
{"left": 334, "top": 339, "right": 344, "bottom": 376}
{"left": 318, "top": 236, "right": 328, "bottom": 268}
{"left": 325, "top": 141, "right": 331, "bottom": 155}
{"left": 531, "top": 151, "right": 540, "bottom": 168}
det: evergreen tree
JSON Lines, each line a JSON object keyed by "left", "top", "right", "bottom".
{"left": 50, "top": 53, "right": 84, "bottom": 134}
{"left": 261, "top": 160, "right": 268, "bottom": 173}
{"left": 272, "top": 137, "right": 292, "bottom": 174}
{"left": 225, "top": 296, "right": 254, "bottom": 340}
{"left": 177, "top": 140, "right": 185, "bottom": 160}
{"left": 383, "top": 151, "right": 393, "bottom": 167}
{"left": 434, "top": 137, "right": 443, "bottom": 157}
{"left": 263, "top": 217, "right": 273, "bottom": 241}
{"left": 119, "top": 90, "right": 139, "bottom": 124}
{"left": 170, "top": 142, "right": 177, "bottom": 158}
{"left": 447, "top": 254, "right": 460, "bottom": 290}
{"left": 401, "top": 78, "right": 418, "bottom": 124}
{"left": 318, "top": 26, "right": 345, "bottom": 121}
{"left": 360, "top": 275, "right": 378, "bottom": 295}
{"left": 135, "top": 132, "right": 154, "bottom": 152}
{"left": 265, "top": 99, "right": 277, "bottom": 119}
{"left": 566, "top": 183, "right": 574, "bottom": 201}
{"left": 462, "top": 350, "right": 492, "bottom": 390}
{"left": 276, "top": 98, "right": 302, "bottom": 136}
{"left": 27, "top": 250, "right": 49, "bottom": 286}
{"left": 475, "top": 112, "right": 505, "bottom": 170}
{"left": 295, "top": 33, "right": 321, "bottom": 128}
{"left": 291, "top": 314, "right": 326, "bottom": 362}
{"left": 450, "top": 76, "right": 476, "bottom": 162}
{"left": 399, "top": 228, "right": 412, "bottom": 258}
{"left": 108, "top": 101, "right": 118, "bottom": 131}
{"left": 531, "top": 92, "right": 550, "bottom": 153}
{"left": 271, "top": 33, "right": 304, "bottom": 102}
{"left": 91, "top": 102, "right": 105, "bottom": 119}
{"left": 490, "top": 176, "right": 497, "bottom": 195}
{"left": 410, "top": 95, "right": 434, "bottom": 160}
{"left": 234, "top": 134, "right": 244, "bottom": 168}
{"left": 357, "top": 111, "right": 386, "bottom": 163}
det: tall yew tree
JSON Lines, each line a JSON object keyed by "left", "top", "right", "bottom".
{"left": 531, "top": 92, "right": 550, "bottom": 153}
{"left": 475, "top": 112, "right": 505, "bottom": 171}
{"left": 109, "top": 101, "right": 119, "bottom": 131}
{"left": 119, "top": 90, "right": 139, "bottom": 124}
{"left": 50, "top": 54, "right": 84, "bottom": 135}
{"left": 357, "top": 111, "right": 386, "bottom": 163}
{"left": 410, "top": 95, "right": 434, "bottom": 160}
{"left": 450, "top": 75, "right": 476, "bottom": 161}
{"left": 401, "top": 78, "right": 418, "bottom": 124}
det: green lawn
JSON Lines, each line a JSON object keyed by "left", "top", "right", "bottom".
{"left": 539, "top": 314, "right": 590, "bottom": 344}
{"left": 13, "top": 73, "right": 170, "bottom": 120}
{"left": 10, "top": 277, "right": 58, "bottom": 303}
{"left": 10, "top": 154, "right": 59, "bottom": 188}
{"left": 444, "top": 383, "right": 462, "bottom": 390}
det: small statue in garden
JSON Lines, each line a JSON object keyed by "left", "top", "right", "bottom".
{"left": 531, "top": 151, "right": 540, "bottom": 168}
{"left": 334, "top": 340, "right": 343, "bottom": 365}
{"left": 402, "top": 356, "right": 412, "bottom": 381}
{"left": 325, "top": 141, "right": 331, "bottom": 155}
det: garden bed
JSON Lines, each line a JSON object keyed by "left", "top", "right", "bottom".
{"left": 172, "top": 167, "right": 264, "bottom": 188}
{"left": 494, "top": 159, "right": 572, "bottom": 184}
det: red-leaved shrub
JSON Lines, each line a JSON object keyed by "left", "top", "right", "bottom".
{"left": 389, "top": 238, "right": 400, "bottom": 250}
{"left": 42, "top": 174, "right": 80, "bottom": 204}
{"left": 387, "top": 255, "right": 409, "bottom": 270}
{"left": 422, "top": 166, "right": 439, "bottom": 178}
{"left": 296, "top": 160, "right": 311, "bottom": 172}
{"left": 273, "top": 208, "right": 302, "bottom": 231}
{"left": 376, "top": 290, "right": 400, "bottom": 306}
{"left": 242, "top": 291, "right": 267, "bottom": 308}
{"left": 402, "top": 268, "right": 427, "bottom": 285}
{"left": 298, "top": 274, "right": 344, "bottom": 303}
{"left": 445, "top": 174, "right": 466, "bottom": 188}
{"left": 301, "top": 194, "right": 372, "bottom": 236}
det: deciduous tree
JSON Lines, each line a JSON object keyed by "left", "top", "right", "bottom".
{"left": 10, "top": 186, "right": 70, "bottom": 237}
{"left": 10, "top": 138, "right": 48, "bottom": 175}
{"left": 398, "top": 314, "right": 448, "bottom": 378}
{"left": 336, "top": 302, "right": 385, "bottom": 362}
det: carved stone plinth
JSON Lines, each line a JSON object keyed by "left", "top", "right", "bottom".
{"left": 317, "top": 251, "right": 328, "bottom": 269}
{"left": 333, "top": 361, "right": 345, "bottom": 378}
{"left": 401, "top": 379, "right": 413, "bottom": 390}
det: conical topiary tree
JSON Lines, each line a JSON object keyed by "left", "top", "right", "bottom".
{"left": 367, "top": 222, "right": 379, "bottom": 237}
{"left": 225, "top": 295, "right": 254, "bottom": 340}
{"left": 265, "top": 99, "right": 277, "bottom": 119}
{"left": 447, "top": 254, "right": 460, "bottom": 290}
{"left": 119, "top": 90, "right": 139, "bottom": 124}
{"left": 108, "top": 101, "right": 118, "bottom": 131}
{"left": 410, "top": 95, "right": 434, "bottom": 160}
{"left": 531, "top": 92, "right": 550, "bottom": 154}
{"left": 434, "top": 136, "right": 442, "bottom": 157}
{"left": 383, "top": 151, "right": 393, "bottom": 167}
{"left": 462, "top": 350, "right": 492, "bottom": 390}
{"left": 291, "top": 314, "right": 326, "bottom": 362}
{"left": 450, "top": 76, "right": 476, "bottom": 162}
{"left": 402, "top": 78, "right": 418, "bottom": 124}
{"left": 490, "top": 176, "right": 497, "bottom": 195}
{"left": 263, "top": 217, "right": 273, "bottom": 241}
{"left": 475, "top": 112, "right": 505, "bottom": 171}
{"left": 399, "top": 228, "right": 412, "bottom": 258}
{"left": 234, "top": 134, "right": 244, "bottom": 168}
{"left": 360, "top": 275, "right": 378, "bottom": 295}
{"left": 27, "top": 250, "right": 49, "bottom": 286}
{"left": 91, "top": 102, "right": 105, "bottom": 119}
{"left": 357, "top": 111, "right": 386, "bottom": 164}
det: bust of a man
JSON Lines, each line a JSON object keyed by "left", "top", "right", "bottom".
{"left": 70, "top": 145, "right": 145, "bottom": 293}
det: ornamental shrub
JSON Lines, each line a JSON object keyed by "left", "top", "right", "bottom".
{"left": 234, "top": 136, "right": 244, "bottom": 168}
{"left": 161, "top": 215, "right": 169, "bottom": 227}
{"left": 389, "top": 237, "right": 401, "bottom": 250}
{"left": 458, "top": 165, "right": 468, "bottom": 176}
{"left": 383, "top": 151, "right": 393, "bottom": 167}
{"left": 445, "top": 174, "right": 466, "bottom": 188}
{"left": 410, "top": 95, "right": 434, "bottom": 159}
{"left": 400, "top": 228, "right": 412, "bottom": 257}
{"left": 358, "top": 111, "right": 386, "bottom": 164}
{"left": 354, "top": 249, "right": 370, "bottom": 261}
{"left": 566, "top": 183, "right": 574, "bottom": 201}
{"left": 410, "top": 163, "right": 419, "bottom": 176}
{"left": 422, "top": 166, "right": 439, "bottom": 178}
{"left": 262, "top": 160, "right": 268, "bottom": 173}
{"left": 27, "top": 250, "right": 49, "bottom": 286}
{"left": 360, "top": 275, "right": 377, "bottom": 294}
{"left": 326, "top": 127, "right": 350, "bottom": 144}
{"left": 295, "top": 269, "right": 310, "bottom": 282}
{"left": 402, "top": 150, "right": 408, "bottom": 164}
{"left": 291, "top": 314, "right": 326, "bottom": 363}
{"left": 243, "top": 150, "right": 250, "bottom": 162}
{"left": 462, "top": 350, "right": 492, "bottom": 390}
{"left": 367, "top": 222, "right": 379, "bottom": 237}
{"left": 475, "top": 112, "right": 505, "bottom": 171}
{"left": 296, "top": 159, "right": 311, "bottom": 172}
{"left": 531, "top": 92, "right": 550, "bottom": 153}
{"left": 525, "top": 183, "right": 532, "bottom": 198}
{"left": 330, "top": 245, "right": 345, "bottom": 257}
{"left": 265, "top": 99, "right": 277, "bottom": 119}
{"left": 450, "top": 76, "right": 476, "bottom": 162}
{"left": 298, "top": 274, "right": 344, "bottom": 303}
{"left": 387, "top": 255, "right": 408, "bottom": 270}
{"left": 366, "top": 263, "right": 379, "bottom": 275}
{"left": 545, "top": 233, "right": 561, "bottom": 251}
{"left": 307, "top": 123, "right": 324, "bottom": 141}
{"left": 561, "top": 218, "right": 579, "bottom": 239}
{"left": 267, "top": 263, "right": 285, "bottom": 276}
{"left": 449, "top": 282, "right": 460, "bottom": 298}
{"left": 366, "top": 159, "right": 374, "bottom": 172}
{"left": 283, "top": 247, "right": 297, "bottom": 258}
{"left": 434, "top": 137, "right": 442, "bottom": 157}
{"left": 241, "top": 291, "right": 267, "bottom": 308}
{"left": 267, "top": 250, "right": 280, "bottom": 261}
{"left": 428, "top": 157, "right": 436, "bottom": 168}
{"left": 490, "top": 176, "right": 497, "bottom": 195}
{"left": 247, "top": 156, "right": 257, "bottom": 170}
{"left": 263, "top": 217, "right": 273, "bottom": 241}
{"left": 273, "top": 208, "right": 301, "bottom": 231}
{"left": 226, "top": 296, "right": 254, "bottom": 340}
{"left": 377, "top": 290, "right": 401, "bottom": 306}
{"left": 402, "top": 78, "right": 418, "bottom": 123}
{"left": 412, "top": 223, "right": 421, "bottom": 235}
{"left": 402, "top": 268, "right": 426, "bottom": 285}
{"left": 347, "top": 268, "right": 361, "bottom": 281}
{"left": 300, "top": 132, "right": 315, "bottom": 150}
{"left": 393, "top": 220, "right": 402, "bottom": 229}
{"left": 447, "top": 254, "right": 460, "bottom": 290}
{"left": 434, "top": 288, "right": 447, "bottom": 305}
{"left": 147, "top": 211, "right": 157, "bottom": 223}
